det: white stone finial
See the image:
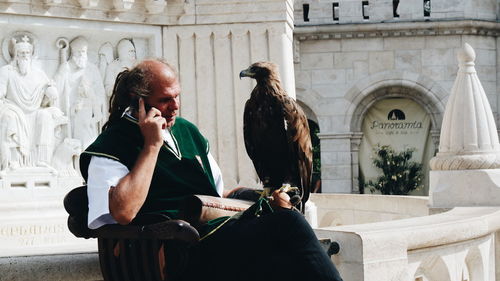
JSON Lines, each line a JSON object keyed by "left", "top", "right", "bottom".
{"left": 457, "top": 42, "right": 475, "bottom": 64}
{"left": 430, "top": 43, "right": 500, "bottom": 170}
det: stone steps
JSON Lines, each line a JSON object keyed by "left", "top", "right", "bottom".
{"left": 0, "top": 252, "right": 101, "bottom": 281}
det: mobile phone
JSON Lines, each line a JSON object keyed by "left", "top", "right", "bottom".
{"left": 130, "top": 95, "right": 152, "bottom": 113}
{"left": 130, "top": 95, "right": 139, "bottom": 110}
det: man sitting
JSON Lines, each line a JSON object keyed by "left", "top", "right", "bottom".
{"left": 79, "top": 59, "right": 343, "bottom": 281}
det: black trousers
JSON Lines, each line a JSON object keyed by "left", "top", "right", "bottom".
{"left": 183, "top": 209, "right": 343, "bottom": 281}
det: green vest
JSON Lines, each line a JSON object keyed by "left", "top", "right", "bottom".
{"left": 80, "top": 116, "right": 220, "bottom": 218}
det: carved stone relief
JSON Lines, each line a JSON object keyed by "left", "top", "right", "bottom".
{"left": 102, "top": 38, "right": 137, "bottom": 100}
{"left": 0, "top": 32, "right": 58, "bottom": 172}
{"left": 0, "top": 31, "right": 145, "bottom": 184}
{"left": 54, "top": 36, "right": 105, "bottom": 148}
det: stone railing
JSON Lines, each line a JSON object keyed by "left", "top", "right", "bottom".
{"left": 310, "top": 193, "right": 429, "bottom": 227}
{"left": 314, "top": 205, "right": 500, "bottom": 281}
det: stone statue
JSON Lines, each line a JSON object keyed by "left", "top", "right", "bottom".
{"left": 98, "top": 42, "right": 113, "bottom": 82}
{"left": 52, "top": 138, "right": 81, "bottom": 177}
{"left": 71, "top": 77, "right": 101, "bottom": 148}
{"left": 35, "top": 86, "right": 68, "bottom": 168}
{"left": 0, "top": 35, "right": 60, "bottom": 171}
{"left": 104, "top": 38, "right": 137, "bottom": 97}
{"left": 55, "top": 36, "right": 105, "bottom": 147}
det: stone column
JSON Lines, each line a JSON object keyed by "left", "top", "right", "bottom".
{"left": 350, "top": 132, "right": 363, "bottom": 193}
{"left": 429, "top": 43, "right": 500, "bottom": 209}
{"left": 318, "top": 133, "right": 353, "bottom": 193}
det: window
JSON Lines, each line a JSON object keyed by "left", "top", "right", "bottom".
{"left": 424, "top": 0, "right": 431, "bottom": 17}
{"left": 393, "top": 0, "right": 400, "bottom": 18}
{"left": 362, "top": 1, "right": 369, "bottom": 20}
{"left": 333, "top": 2, "right": 339, "bottom": 21}
{"left": 303, "top": 4, "right": 310, "bottom": 22}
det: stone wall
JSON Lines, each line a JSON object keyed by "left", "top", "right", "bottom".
{"left": 294, "top": 20, "right": 499, "bottom": 193}
{"left": 163, "top": 20, "right": 295, "bottom": 188}
{"left": 294, "top": 0, "right": 498, "bottom": 25}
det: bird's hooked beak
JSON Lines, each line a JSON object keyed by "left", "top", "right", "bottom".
{"left": 239, "top": 67, "right": 255, "bottom": 80}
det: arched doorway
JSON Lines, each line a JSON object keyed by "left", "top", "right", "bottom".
{"left": 358, "top": 97, "right": 435, "bottom": 195}
{"left": 297, "top": 100, "right": 322, "bottom": 193}
{"left": 345, "top": 72, "right": 445, "bottom": 194}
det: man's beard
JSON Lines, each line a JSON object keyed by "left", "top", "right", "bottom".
{"left": 73, "top": 55, "right": 87, "bottom": 69}
{"left": 17, "top": 58, "right": 30, "bottom": 76}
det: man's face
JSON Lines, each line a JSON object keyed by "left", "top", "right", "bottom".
{"left": 72, "top": 46, "right": 88, "bottom": 69}
{"left": 15, "top": 48, "right": 32, "bottom": 75}
{"left": 144, "top": 73, "right": 180, "bottom": 128}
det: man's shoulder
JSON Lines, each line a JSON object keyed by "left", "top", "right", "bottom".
{"left": 87, "top": 118, "right": 139, "bottom": 147}
{"left": 82, "top": 119, "right": 139, "bottom": 160}
{"left": 174, "top": 117, "right": 198, "bottom": 130}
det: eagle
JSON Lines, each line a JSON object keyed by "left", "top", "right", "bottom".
{"left": 239, "top": 61, "right": 312, "bottom": 210}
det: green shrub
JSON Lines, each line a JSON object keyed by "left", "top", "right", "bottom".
{"left": 365, "top": 145, "right": 422, "bottom": 195}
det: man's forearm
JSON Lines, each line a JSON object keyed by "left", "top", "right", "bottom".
{"left": 109, "top": 144, "right": 161, "bottom": 224}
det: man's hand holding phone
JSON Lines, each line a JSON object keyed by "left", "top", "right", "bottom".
{"left": 137, "top": 97, "right": 166, "bottom": 150}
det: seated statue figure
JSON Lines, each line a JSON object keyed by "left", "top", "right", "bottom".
{"left": 0, "top": 36, "right": 60, "bottom": 171}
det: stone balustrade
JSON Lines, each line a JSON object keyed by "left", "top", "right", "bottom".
{"left": 313, "top": 203, "right": 500, "bottom": 281}
{"left": 310, "top": 193, "right": 429, "bottom": 227}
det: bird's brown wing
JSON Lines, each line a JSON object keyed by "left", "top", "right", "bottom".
{"left": 281, "top": 95, "right": 313, "bottom": 205}
{"left": 244, "top": 88, "right": 289, "bottom": 188}
{"left": 243, "top": 97, "right": 256, "bottom": 167}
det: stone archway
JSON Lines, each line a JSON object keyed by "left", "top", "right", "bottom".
{"left": 347, "top": 80, "right": 445, "bottom": 133}
{"left": 345, "top": 71, "right": 446, "bottom": 193}
{"left": 465, "top": 246, "right": 485, "bottom": 281}
{"left": 414, "top": 256, "right": 453, "bottom": 281}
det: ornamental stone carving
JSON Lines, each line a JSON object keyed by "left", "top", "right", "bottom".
{"left": 430, "top": 43, "right": 500, "bottom": 170}
{"left": 98, "top": 42, "right": 114, "bottom": 83}
{"left": 0, "top": 31, "right": 151, "bottom": 179}
{"left": 55, "top": 36, "right": 106, "bottom": 148}
{"left": 103, "top": 38, "right": 137, "bottom": 98}
{"left": 0, "top": 33, "right": 61, "bottom": 172}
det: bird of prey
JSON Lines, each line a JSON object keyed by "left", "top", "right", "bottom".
{"left": 239, "top": 61, "right": 312, "bottom": 210}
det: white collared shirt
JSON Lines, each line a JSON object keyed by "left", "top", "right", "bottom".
{"left": 87, "top": 117, "right": 224, "bottom": 229}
